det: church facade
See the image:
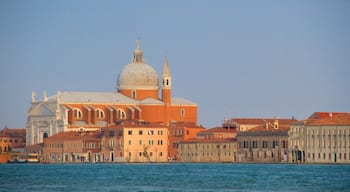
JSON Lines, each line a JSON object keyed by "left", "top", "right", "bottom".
{"left": 26, "top": 41, "right": 198, "bottom": 146}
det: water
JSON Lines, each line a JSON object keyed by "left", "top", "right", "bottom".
{"left": 1, "top": 163, "right": 350, "bottom": 192}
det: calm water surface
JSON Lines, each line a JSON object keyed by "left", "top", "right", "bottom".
{"left": 1, "top": 163, "right": 349, "bottom": 191}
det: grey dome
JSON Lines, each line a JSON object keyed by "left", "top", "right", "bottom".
{"left": 117, "top": 63, "right": 159, "bottom": 90}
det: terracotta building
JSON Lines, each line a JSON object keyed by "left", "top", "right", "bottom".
{"left": 289, "top": 112, "right": 350, "bottom": 164}
{"left": 0, "top": 128, "right": 26, "bottom": 153}
{"left": 43, "top": 131, "right": 102, "bottom": 163}
{"left": 178, "top": 122, "right": 238, "bottom": 163}
{"left": 168, "top": 122, "right": 205, "bottom": 161}
{"left": 26, "top": 40, "right": 200, "bottom": 147}
{"left": 100, "top": 121, "right": 168, "bottom": 162}
{"left": 236, "top": 117, "right": 297, "bottom": 163}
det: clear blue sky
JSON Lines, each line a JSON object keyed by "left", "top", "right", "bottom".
{"left": 0, "top": 0, "right": 349, "bottom": 129}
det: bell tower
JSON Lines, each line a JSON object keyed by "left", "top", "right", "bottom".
{"left": 162, "top": 56, "right": 171, "bottom": 105}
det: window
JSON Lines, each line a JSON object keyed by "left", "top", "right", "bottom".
{"left": 74, "top": 108, "right": 83, "bottom": 119}
{"left": 132, "top": 90, "right": 136, "bottom": 99}
{"left": 158, "top": 130, "right": 163, "bottom": 135}
{"left": 128, "top": 130, "right": 132, "bottom": 135}
{"left": 139, "top": 140, "right": 142, "bottom": 145}
{"left": 139, "top": 130, "right": 143, "bottom": 135}
{"left": 109, "top": 139, "right": 114, "bottom": 148}
{"left": 128, "top": 140, "right": 131, "bottom": 145}
{"left": 180, "top": 108, "right": 185, "bottom": 118}
{"left": 96, "top": 109, "right": 104, "bottom": 119}
{"left": 158, "top": 140, "right": 163, "bottom": 145}
{"left": 148, "top": 130, "right": 154, "bottom": 135}
{"left": 116, "top": 109, "right": 126, "bottom": 120}
{"left": 262, "top": 141, "right": 268, "bottom": 148}
{"left": 109, "top": 131, "right": 114, "bottom": 137}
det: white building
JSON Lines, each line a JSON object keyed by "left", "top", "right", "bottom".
{"left": 289, "top": 112, "right": 350, "bottom": 164}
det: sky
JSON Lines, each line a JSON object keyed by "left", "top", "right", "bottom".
{"left": 0, "top": 0, "right": 349, "bottom": 129}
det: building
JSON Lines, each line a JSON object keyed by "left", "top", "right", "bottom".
{"left": 227, "top": 117, "right": 297, "bottom": 132}
{"left": 43, "top": 131, "right": 102, "bottom": 163}
{"left": 26, "top": 40, "right": 199, "bottom": 147}
{"left": 236, "top": 117, "right": 297, "bottom": 163}
{"left": 178, "top": 122, "right": 238, "bottom": 162}
{"left": 168, "top": 122, "right": 206, "bottom": 161}
{"left": 289, "top": 112, "right": 350, "bottom": 164}
{"left": 179, "top": 139, "right": 237, "bottom": 162}
{"left": 0, "top": 128, "right": 26, "bottom": 153}
{"left": 101, "top": 121, "right": 168, "bottom": 163}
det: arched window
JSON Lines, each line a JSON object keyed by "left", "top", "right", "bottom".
{"left": 116, "top": 109, "right": 126, "bottom": 120}
{"left": 96, "top": 108, "right": 105, "bottom": 119}
{"left": 43, "top": 132, "right": 48, "bottom": 138}
{"left": 132, "top": 90, "right": 136, "bottom": 99}
{"left": 180, "top": 108, "right": 185, "bottom": 118}
{"left": 74, "top": 108, "right": 83, "bottom": 119}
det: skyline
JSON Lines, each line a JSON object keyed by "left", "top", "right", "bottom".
{"left": 1, "top": 0, "right": 349, "bottom": 129}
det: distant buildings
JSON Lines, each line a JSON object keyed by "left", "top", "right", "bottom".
{"left": 0, "top": 128, "right": 26, "bottom": 153}
{"left": 10, "top": 41, "right": 349, "bottom": 164}
{"left": 0, "top": 128, "right": 26, "bottom": 163}
{"left": 289, "top": 112, "right": 350, "bottom": 164}
{"left": 236, "top": 117, "right": 297, "bottom": 163}
{"left": 26, "top": 40, "right": 198, "bottom": 147}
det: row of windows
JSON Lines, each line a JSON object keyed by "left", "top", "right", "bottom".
{"left": 182, "top": 152, "right": 235, "bottom": 157}
{"left": 173, "top": 130, "right": 190, "bottom": 137}
{"left": 242, "top": 151, "right": 284, "bottom": 159}
{"left": 307, "top": 135, "right": 350, "bottom": 149}
{"left": 73, "top": 107, "right": 186, "bottom": 120}
{"left": 48, "top": 143, "right": 99, "bottom": 149}
{"left": 0, "top": 138, "right": 19, "bottom": 143}
{"left": 241, "top": 140, "right": 287, "bottom": 149}
{"left": 309, "top": 152, "right": 350, "bottom": 161}
{"left": 137, "top": 151, "right": 163, "bottom": 157}
{"left": 128, "top": 130, "right": 164, "bottom": 136}
{"left": 74, "top": 108, "right": 126, "bottom": 120}
{"left": 128, "top": 139, "right": 164, "bottom": 146}
{"left": 181, "top": 144, "right": 236, "bottom": 150}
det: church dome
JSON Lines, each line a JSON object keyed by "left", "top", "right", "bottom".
{"left": 117, "top": 40, "right": 159, "bottom": 91}
{"left": 117, "top": 63, "right": 159, "bottom": 90}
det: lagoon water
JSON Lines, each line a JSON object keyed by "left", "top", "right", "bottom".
{"left": 1, "top": 163, "right": 350, "bottom": 192}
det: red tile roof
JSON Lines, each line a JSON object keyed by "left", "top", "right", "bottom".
{"left": 293, "top": 112, "right": 350, "bottom": 126}
{"left": 308, "top": 112, "right": 347, "bottom": 120}
{"left": 307, "top": 113, "right": 350, "bottom": 126}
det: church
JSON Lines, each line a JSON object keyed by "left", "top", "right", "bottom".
{"left": 26, "top": 40, "right": 198, "bottom": 146}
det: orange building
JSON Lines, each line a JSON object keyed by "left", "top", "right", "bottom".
{"left": 43, "top": 131, "right": 102, "bottom": 163}
{"left": 168, "top": 122, "right": 205, "bottom": 161}
{"left": 27, "top": 40, "right": 200, "bottom": 147}
{"left": 100, "top": 121, "right": 169, "bottom": 162}
{"left": 0, "top": 128, "right": 26, "bottom": 153}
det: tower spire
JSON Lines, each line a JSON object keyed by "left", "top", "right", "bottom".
{"left": 162, "top": 56, "right": 171, "bottom": 78}
{"left": 132, "top": 39, "right": 144, "bottom": 64}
